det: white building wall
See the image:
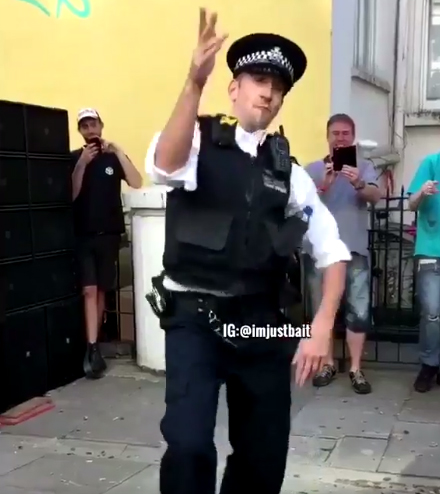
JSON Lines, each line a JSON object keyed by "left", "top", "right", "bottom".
{"left": 350, "top": 79, "right": 391, "bottom": 148}
{"left": 332, "top": 0, "right": 400, "bottom": 201}
{"left": 332, "top": 0, "right": 398, "bottom": 154}
{"left": 400, "top": 0, "right": 440, "bottom": 190}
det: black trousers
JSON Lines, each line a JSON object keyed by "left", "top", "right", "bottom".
{"left": 159, "top": 293, "right": 296, "bottom": 494}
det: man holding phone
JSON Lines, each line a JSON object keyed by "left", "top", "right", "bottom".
{"left": 71, "top": 108, "right": 142, "bottom": 379}
{"left": 408, "top": 155, "right": 440, "bottom": 393}
{"left": 303, "top": 113, "right": 381, "bottom": 394}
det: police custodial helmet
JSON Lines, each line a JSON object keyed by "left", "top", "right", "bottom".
{"left": 226, "top": 33, "right": 307, "bottom": 94}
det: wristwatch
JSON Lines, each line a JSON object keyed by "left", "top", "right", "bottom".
{"left": 354, "top": 180, "right": 366, "bottom": 191}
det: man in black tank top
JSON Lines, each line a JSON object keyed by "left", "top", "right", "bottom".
{"left": 71, "top": 108, "right": 142, "bottom": 379}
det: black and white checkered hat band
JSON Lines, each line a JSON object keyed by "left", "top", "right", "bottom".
{"left": 234, "top": 49, "right": 294, "bottom": 82}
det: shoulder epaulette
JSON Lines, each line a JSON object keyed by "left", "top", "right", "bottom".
{"left": 197, "top": 113, "right": 238, "bottom": 126}
{"left": 219, "top": 114, "right": 238, "bottom": 126}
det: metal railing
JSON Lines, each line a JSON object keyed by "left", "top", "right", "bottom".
{"left": 304, "top": 189, "right": 420, "bottom": 367}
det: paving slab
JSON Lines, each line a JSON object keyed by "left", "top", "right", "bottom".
{"left": 378, "top": 421, "right": 440, "bottom": 478}
{"left": 288, "top": 435, "right": 336, "bottom": 465}
{"left": 0, "top": 435, "right": 127, "bottom": 460}
{"left": 47, "top": 376, "right": 145, "bottom": 411}
{"left": 102, "top": 464, "right": 159, "bottom": 493}
{"left": 119, "top": 444, "right": 163, "bottom": 465}
{"left": 0, "top": 376, "right": 157, "bottom": 439}
{"left": 65, "top": 380, "right": 227, "bottom": 449}
{"left": 99, "top": 464, "right": 387, "bottom": 494}
{"left": 282, "top": 464, "right": 440, "bottom": 493}
{"left": 397, "top": 390, "right": 440, "bottom": 424}
{"left": 1, "top": 365, "right": 440, "bottom": 493}
{"left": 327, "top": 436, "right": 388, "bottom": 471}
{"left": 0, "top": 434, "right": 58, "bottom": 453}
{"left": 46, "top": 438, "right": 128, "bottom": 460}
{"left": 0, "top": 488, "right": 52, "bottom": 494}
{"left": 290, "top": 394, "right": 401, "bottom": 439}
{"left": 1, "top": 407, "right": 86, "bottom": 438}
{"left": 65, "top": 406, "right": 164, "bottom": 447}
{"left": 0, "top": 451, "right": 46, "bottom": 476}
{"left": 0, "top": 453, "right": 147, "bottom": 494}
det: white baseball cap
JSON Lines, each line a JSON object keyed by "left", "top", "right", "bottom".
{"left": 77, "top": 108, "right": 101, "bottom": 123}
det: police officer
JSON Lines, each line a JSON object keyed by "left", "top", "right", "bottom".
{"left": 145, "top": 9, "right": 351, "bottom": 494}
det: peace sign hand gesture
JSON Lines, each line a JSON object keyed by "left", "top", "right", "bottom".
{"left": 188, "top": 8, "right": 228, "bottom": 90}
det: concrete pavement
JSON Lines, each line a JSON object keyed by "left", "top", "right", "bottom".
{"left": 1, "top": 359, "right": 440, "bottom": 493}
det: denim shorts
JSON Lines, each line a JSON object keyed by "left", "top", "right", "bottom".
{"left": 303, "top": 253, "right": 371, "bottom": 333}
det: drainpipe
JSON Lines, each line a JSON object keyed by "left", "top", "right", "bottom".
{"left": 391, "top": 0, "right": 401, "bottom": 143}
{"left": 392, "top": 0, "right": 408, "bottom": 165}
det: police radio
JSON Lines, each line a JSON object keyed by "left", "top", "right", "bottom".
{"left": 145, "top": 272, "right": 171, "bottom": 318}
{"left": 270, "top": 125, "right": 292, "bottom": 175}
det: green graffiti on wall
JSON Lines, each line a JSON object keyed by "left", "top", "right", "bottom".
{"left": 16, "top": 0, "right": 91, "bottom": 18}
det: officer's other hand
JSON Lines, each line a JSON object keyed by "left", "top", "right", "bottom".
{"left": 292, "top": 314, "right": 332, "bottom": 386}
{"left": 80, "top": 144, "right": 99, "bottom": 165}
{"left": 188, "top": 8, "right": 228, "bottom": 90}
{"left": 421, "top": 180, "right": 439, "bottom": 196}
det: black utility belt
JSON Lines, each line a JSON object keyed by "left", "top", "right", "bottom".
{"left": 145, "top": 274, "right": 276, "bottom": 347}
{"left": 172, "top": 290, "right": 269, "bottom": 313}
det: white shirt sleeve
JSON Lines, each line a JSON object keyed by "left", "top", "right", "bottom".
{"left": 286, "top": 165, "right": 352, "bottom": 269}
{"left": 144, "top": 123, "right": 200, "bottom": 191}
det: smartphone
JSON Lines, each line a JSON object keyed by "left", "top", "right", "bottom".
{"left": 87, "top": 136, "right": 102, "bottom": 153}
{"left": 333, "top": 145, "right": 357, "bottom": 171}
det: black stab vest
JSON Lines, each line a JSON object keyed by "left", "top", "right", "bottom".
{"left": 163, "top": 114, "right": 308, "bottom": 295}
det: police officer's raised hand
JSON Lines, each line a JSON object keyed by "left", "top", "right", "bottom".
{"left": 292, "top": 312, "right": 332, "bottom": 386}
{"left": 188, "top": 8, "right": 228, "bottom": 89}
{"left": 78, "top": 144, "right": 99, "bottom": 166}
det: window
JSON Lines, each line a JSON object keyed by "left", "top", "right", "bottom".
{"left": 404, "top": 0, "right": 440, "bottom": 112}
{"left": 353, "top": 0, "right": 377, "bottom": 74}
{"left": 425, "top": 0, "right": 440, "bottom": 104}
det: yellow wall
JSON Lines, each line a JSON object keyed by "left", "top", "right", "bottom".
{"left": 0, "top": 0, "right": 331, "bottom": 184}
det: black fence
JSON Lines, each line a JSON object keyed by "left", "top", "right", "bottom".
{"left": 306, "top": 188, "right": 420, "bottom": 368}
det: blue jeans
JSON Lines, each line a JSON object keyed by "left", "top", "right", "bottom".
{"left": 303, "top": 253, "right": 371, "bottom": 333}
{"left": 417, "top": 258, "right": 440, "bottom": 367}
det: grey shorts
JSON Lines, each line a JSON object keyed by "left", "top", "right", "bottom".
{"left": 303, "top": 253, "right": 371, "bottom": 333}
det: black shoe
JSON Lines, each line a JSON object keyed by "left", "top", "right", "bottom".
{"left": 83, "top": 343, "right": 107, "bottom": 379}
{"left": 312, "top": 364, "right": 336, "bottom": 387}
{"left": 349, "top": 370, "right": 372, "bottom": 394}
{"left": 414, "top": 364, "right": 439, "bottom": 393}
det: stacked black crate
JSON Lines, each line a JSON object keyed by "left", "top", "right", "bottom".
{"left": 0, "top": 101, "right": 85, "bottom": 413}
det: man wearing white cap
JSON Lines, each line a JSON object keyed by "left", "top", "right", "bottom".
{"left": 71, "top": 108, "right": 142, "bottom": 379}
